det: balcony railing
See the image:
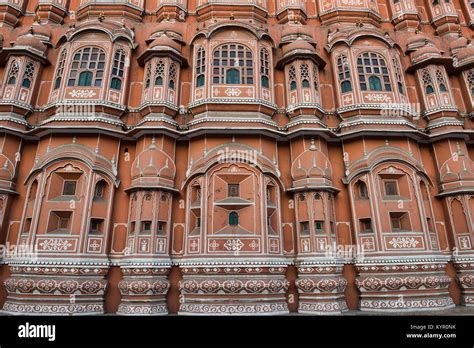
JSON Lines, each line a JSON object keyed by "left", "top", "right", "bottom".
{"left": 197, "top": 0, "right": 267, "bottom": 9}
{"left": 158, "top": 0, "right": 187, "bottom": 7}
{"left": 80, "top": 0, "right": 144, "bottom": 7}
{"left": 319, "top": 0, "right": 379, "bottom": 15}
{"left": 38, "top": 0, "right": 67, "bottom": 6}
{"left": 276, "top": 0, "right": 305, "bottom": 12}
{"left": 0, "top": 0, "right": 25, "bottom": 10}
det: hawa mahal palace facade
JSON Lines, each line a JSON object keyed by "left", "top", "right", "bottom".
{"left": 0, "top": 0, "right": 472, "bottom": 315}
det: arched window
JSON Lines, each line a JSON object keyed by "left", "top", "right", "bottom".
{"left": 21, "top": 62, "right": 35, "bottom": 89}
{"left": 144, "top": 63, "right": 152, "bottom": 89}
{"left": 368, "top": 76, "right": 382, "bottom": 91}
{"left": 94, "top": 180, "right": 106, "bottom": 200}
{"left": 78, "top": 71, "right": 93, "bottom": 86}
{"left": 195, "top": 46, "right": 206, "bottom": 88}
{"left": 435, "top": 68, "right": 448, "bottom": 92}
{"left": 68, "top": 47, "right": 106, "bottom": 87}
{"left": 357, "top": 181, "right": 368, "bottom": 199}
{"left": 341, "top": 81, "right": 352, "bottom": 93}
{"left": 54, "top": 49, "right": 67, "bottom": 90}
{"left": 226, "top": 68, "right": 240, "bottom": 84}
{"left": 301, "top": 64, "right": 310, "bottom": 88}
{"left": 392, "top": 56, "right": 405, "bottom": 95}
{"left": 421, "top": 68, "right": 435, "bottom": 95}
{"left": 6, "top": 60, "right": 19, "bottom": 85}
{"left": 212, "top": 44, "right": 253, "bottom": 85}
{"left": 154, "top": 60, "right": 165, "bottom": 86}
{"left": 289, "top": 65, "right": 297, "bottom": 91}
{"left": 196, "top": 75, "right": 205, "bottom": 88}
{"left": 229, "top": 211, "right": 239, "bottom": 225}
{"left": 467, "top": 69, "right": 474, "bottom": 97}
{"left": 260, "top": 48, "right": 270, "bottom": 89}
{"left": 110, "top": 49, "right": 125, "bottom": 91}
{"left": 169, "top": 63, "right": 176, "bottom": 89}
{"left": 357, "top": 52, "right": 392, "bottom": 92}
{"left": 337, "top": 54, "right": 352, "bottom": 93}
{"left": 313, "top": 65, "right": 319, "bottom": 92}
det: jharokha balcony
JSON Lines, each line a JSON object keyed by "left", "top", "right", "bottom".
{"left": 195, "top": 0, "right": 268, "bottom": 22}
{"left": 156, "top": 0, "right": 188, "bottom": 22}
{"left": 275, "top": 0, "right": 307, "bottom": 24}
{"left": 76, "top": 0, "right": 145, "bottom": 22}
{"left": 0, "top": 0, "right": 27, "bottom": 27}
{"left": 318, "top": 0, "right": 381, "bottom": 26}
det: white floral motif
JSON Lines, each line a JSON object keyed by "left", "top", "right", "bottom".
{"left": 366, "top": 93, "right": 392, "bottom": 103}
{"left": 388, "top": 237, "right": 419, "bottom": 249}
{"left": 224, "top": 239, "right": 244, "bottom": 251}
{"left": 39, "top": 239, "right": 72, "bottom": 251}
{"left": 68, "top": 90, "right": 97, "bottom": 98}
{"left": 225, "top": 88, "right": 241, "bottom": 97}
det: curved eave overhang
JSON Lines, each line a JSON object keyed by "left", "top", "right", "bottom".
{"left": 452, "top": 58, "right": 474, "bottom": 73}
{"left": 126, "top": 115, "right": 181, "bottom": 139}
{"left": 406, "top": 56, "right": 453, "bottom": 73}
{"left": 0, "top": 101, "right": 34, "bottom": 117}
{"left": 25, "top": 148, "right": 119, "bottom": 187}
{"left": 137, "top": 47, "right": 188, "bottom": 67}
{"left": 436, "top": 186, "right": 474, "bottom": 197}
{"left": 189, "top": 99, "right": 277, "bottom": 117}
{"left": 276, "top": 50, "right": 326, "bottom": 69}
{"left": 75, "top": 3, "right": 144, "bottom": 23}
{"left": 124, "top": 183, "right": 179, "bottom": 194}
{"left": 191, "top": 22, "right": 275, "bottom": 47}
{"left": 195, "top": 4, "right": 268, "bottom": 24}
{"left": 319, "top": 8, "right": 382, "bottom": 24}
{"left": 0, "top": 48, "right": 49, "bottom": 66}
{"left": 136, "top": 102, "right": 179, "bottom": 118}
{"left": 326, "top": 28, "right": 394, "bottom": 52}
{"left": 110, "top": 257, "right": 172, "bottom": 266}
{"left": 56, "top": 22, "right": 136, "bottom": 49}
{"left": 42, "top": 101, "right": 127, "bottom": 118}
{"left": 287, "top": 184, "right": 340, "bottom": 193}
{"left": 286, "top": 103, "right": 326, "bottom": 118}
{"left": 0, "top": 113, "right": 30, "bottom": 135}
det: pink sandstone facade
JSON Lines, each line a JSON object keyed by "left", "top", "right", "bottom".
{"left": 0, "top": 0, "right": 472, "bottom": 315}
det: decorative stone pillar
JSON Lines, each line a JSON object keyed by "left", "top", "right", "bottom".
{"left": 3, "top": 261, "right": 108, "bottom": 315}
{"left": 295, "top": 259, "right": 347, "bottom": 314}
{"left": 115, "top": 136, "right": 176, "bottom": 315}
{"left": 355, "top": 256, "right": 453, "bottom": 312}
{"left": 290, "top": 137, "right": 347, "bottom": 314}
{"left": 117, "top": 263, "right": 171, "bottom": 315}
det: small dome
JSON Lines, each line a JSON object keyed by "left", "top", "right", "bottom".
{"left": 281, "top": 25, "right": 313, "bottom": 40}
{"left": 14, "top": 33, "right": 47, "bottom": 53}
{"left": 440, "top": 155, "right": 474, "bottom": 183}
{"left": 456, "top": 45, "right": 474, "bottom": 62}
{"left": 291, "top": 140, "right": 332, "bottom": 181}
{"left": 450, "top": 36, "right": 468, "bottom": 51}
{"left": 131, "top": 141, "right": 176, "bottom": 181}
{"left": 410, "top": 45, "right": 441, "bottom": 62}
{"left": 149, "top": 34, "right": 181, "bottom": 52}
{"left": 155, "top": 21, "right": 184, "bottom": 37}
{"left": 406, "top": 34, "right": 430, "bottom": 46}
{"left": 282, "top": 38, "right": 315, "bottom": 56}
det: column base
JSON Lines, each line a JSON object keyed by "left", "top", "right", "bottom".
{"left": 295, "top": 259, "right": 348, "bottom": 315}
{"left": 355, "top": 256, "right": 454, "bottom": 312}
{"left": 178, "top": 263, "right": 289, "bottom": 315}
{"left": 116, "top": 263, "right": 170, "bottom": 315}
{"left": 453, "top": 256, "right": 474, "bottom": 307}
{"left": 2, "top": 261, "right": 108, "bottom": 315}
